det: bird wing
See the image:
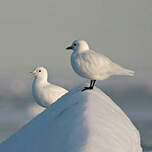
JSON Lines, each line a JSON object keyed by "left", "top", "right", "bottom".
{"left": 78, "top": 50, "right": 114, "bottom": 77}
{"left": 44, "top": 84, "right": 68, "bottom": 104}
{"left": 78, "top": 50, "right": 134, "bottom": 78}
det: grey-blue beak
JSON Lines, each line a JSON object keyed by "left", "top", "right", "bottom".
{"left": 66, "top": 46, "right": 73, "bottom": 50}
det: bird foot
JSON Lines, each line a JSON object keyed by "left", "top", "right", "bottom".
{"left": 81, "top": 87, "right": 93, "bottom": 92}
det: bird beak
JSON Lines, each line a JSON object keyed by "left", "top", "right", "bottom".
{"left": 66, "top": 46, "right": 73, "bottom": 50}
{"left": 29, "top": 71, "right": 36, "bottom": 76}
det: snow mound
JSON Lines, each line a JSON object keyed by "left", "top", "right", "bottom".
{"left": 0, "top": 84, "right": 142, "bottom": 152}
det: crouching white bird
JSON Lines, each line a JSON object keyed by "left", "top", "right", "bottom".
{"left": 29, "top": 67, "right": 68, "bottom": 108}
{"left": 66, "top": 40, "right": 134, "bottom": 91}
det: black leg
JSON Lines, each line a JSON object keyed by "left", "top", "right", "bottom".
{"left": 81, "top": 80, "right": 96, "bottom": 92}
{"left": 90, "top": 80, "right": 93, "bottom": 88}
{"left": 91, "top": 80, "right": 96, "bottom": 89}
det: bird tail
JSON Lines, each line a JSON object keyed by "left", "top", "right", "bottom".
{"left": 123, "top": 69, "right": 135, "bottom": 76}
{"left": 112, "top": 63, "right": 135, "bottom": 76}
{"left": 117, "top": 68, "right": 135, "bottom": 76}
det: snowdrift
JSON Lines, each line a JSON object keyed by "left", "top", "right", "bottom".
{"left": 0, "top": 84, "right": 142, "bottom": 152}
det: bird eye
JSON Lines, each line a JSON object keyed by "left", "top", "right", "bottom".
{"left": 39, "top": 70, "right": 41, "bottom": 72}
{"left": 73, "top": 43, "right": 76, "bottom": 46}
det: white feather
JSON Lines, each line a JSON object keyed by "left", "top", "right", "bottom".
{"left": 31, "top": 67, "right": 68, "bottom": 108}
{"left": 70, "top": 40, "right": 134, "bottom": 80}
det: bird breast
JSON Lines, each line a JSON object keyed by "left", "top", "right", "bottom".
{"left": 71, "top": 53, "right": 90, "bottom": 79}
{"left": 32, "top": 82, "right": 51, "bottom": 107}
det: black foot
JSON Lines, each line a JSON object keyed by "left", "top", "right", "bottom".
{"left": 81, "top": 87, "right": 93, "bottom": 92}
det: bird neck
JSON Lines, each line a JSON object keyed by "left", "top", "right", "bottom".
{"left": 34, "top": 77, "right": 48, "bottom": 86}
{"left": 76, "top": 48, "right": 89, "bottom": 54}
{"left": 77, "top": 44, "right": 89, "bottom": 53}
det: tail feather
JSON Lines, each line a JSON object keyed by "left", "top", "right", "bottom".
{"left": 122, "top": 69, "right": 135, "bottom": 76}
{"left": 112, "top": 63, "right": 135, "bottom": 76}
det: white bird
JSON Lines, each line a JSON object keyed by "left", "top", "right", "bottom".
{"left": 29, "top": 67, "right": 68, "bottom": 108}
{"left": 66, "top": 40, "right": 134, "bottom": 91}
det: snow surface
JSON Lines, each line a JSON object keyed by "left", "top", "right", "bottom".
{"left": 0, "top": 84, "right": 142, "bottom": 152}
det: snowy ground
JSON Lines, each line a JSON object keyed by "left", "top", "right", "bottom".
{"left": 0, "top": 85, "right": 142, "bottom": 152}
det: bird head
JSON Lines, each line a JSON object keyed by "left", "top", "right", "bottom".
{"left": 66, "top": 40, "right": 90, "bottom": 52}
{"left": 29, "top": 66, "right": 48, "bottom": 81}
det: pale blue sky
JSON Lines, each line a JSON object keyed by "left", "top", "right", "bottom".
{"left": 0, "top": 0, "right": 151, "bottom": 74}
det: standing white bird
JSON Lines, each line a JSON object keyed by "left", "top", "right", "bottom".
{"left": 29, "top": 67, "right": 68, "bottom": 108}
{"left": 66, "top": 40, "right": 135, "bottom": 91}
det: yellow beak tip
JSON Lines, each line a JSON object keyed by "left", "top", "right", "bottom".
{"left": 29, "top": 72, "right": 33, "bottom": 75}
